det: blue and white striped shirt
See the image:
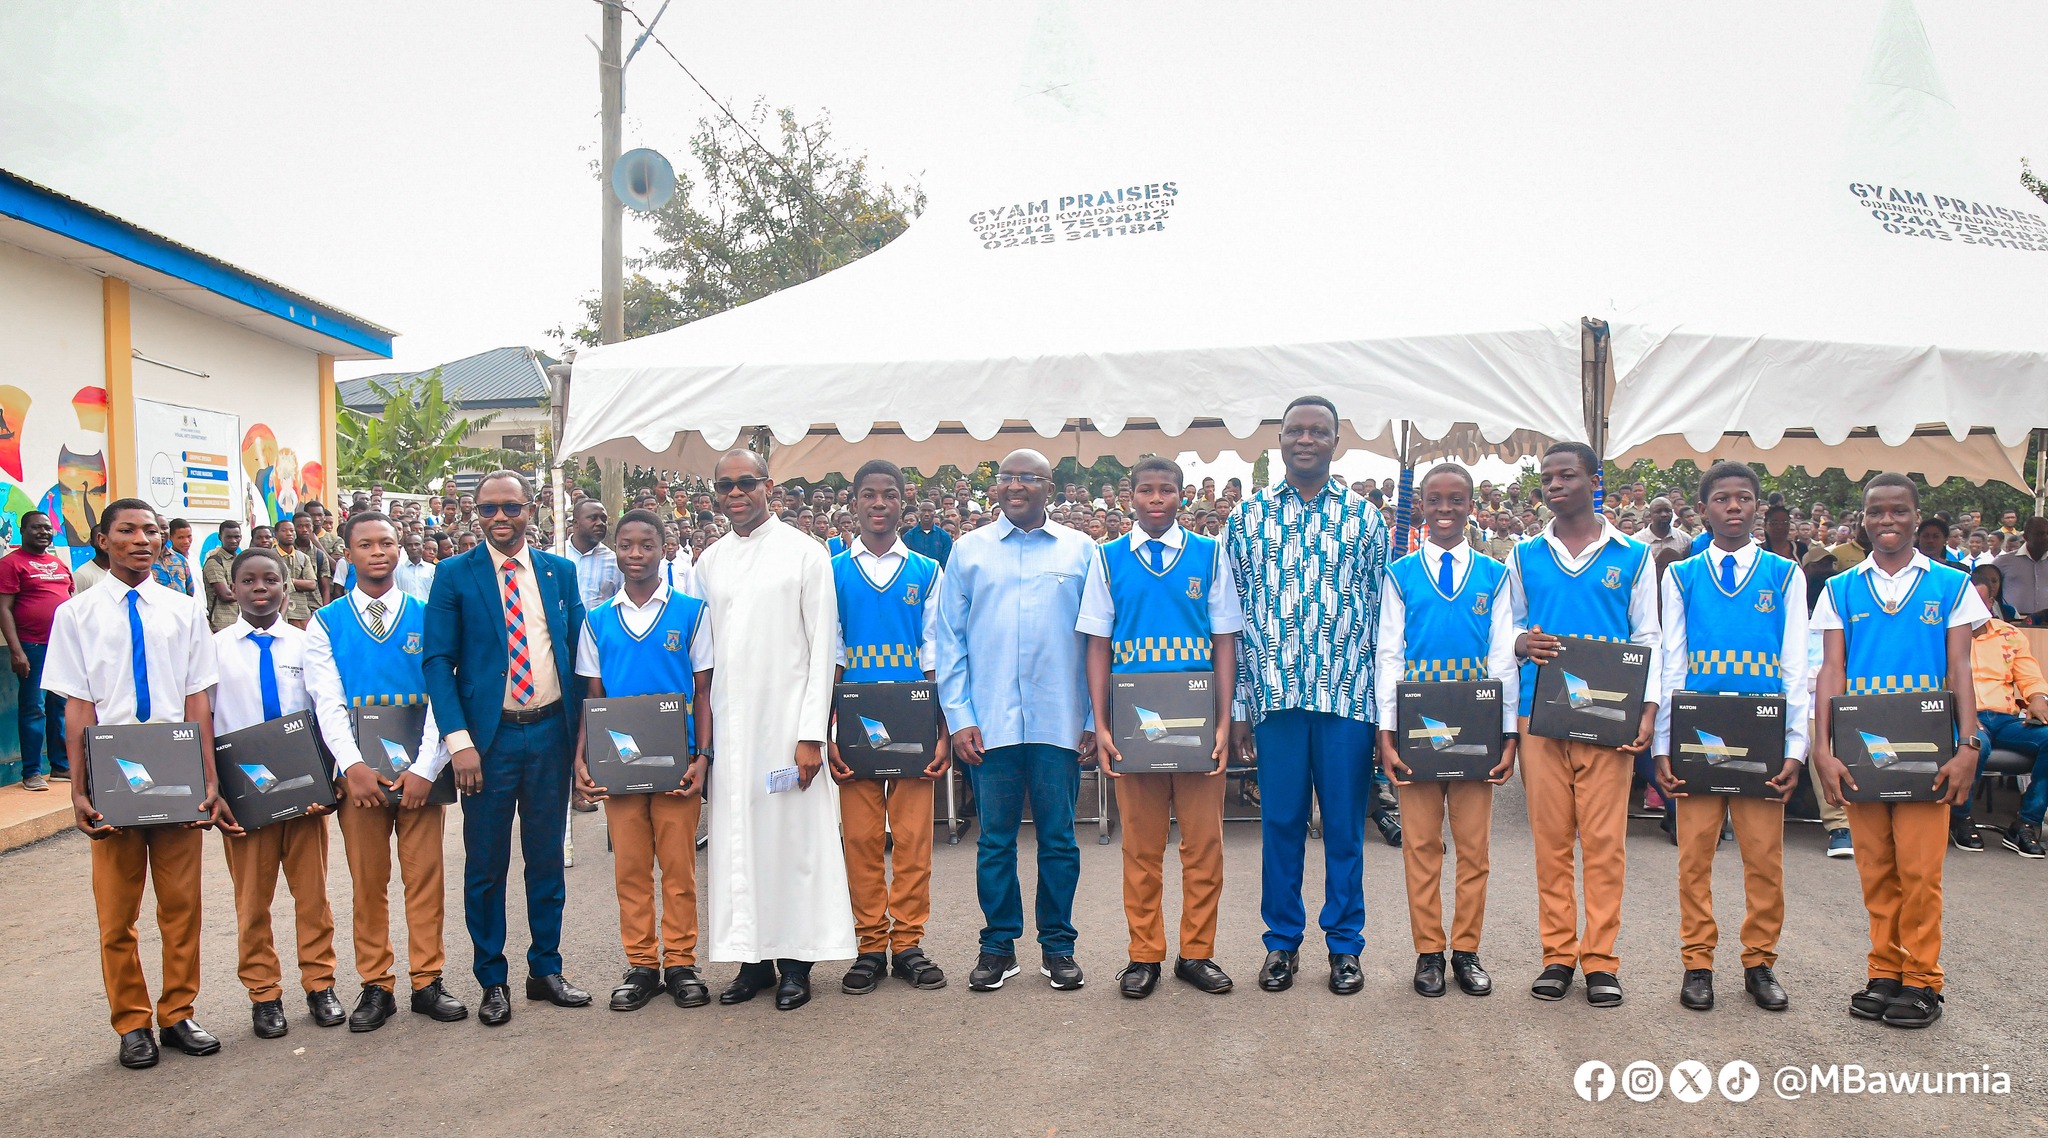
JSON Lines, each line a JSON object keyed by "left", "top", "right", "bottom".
{"left": 1225, "top": 478, "right": 1390, "bottom": 726}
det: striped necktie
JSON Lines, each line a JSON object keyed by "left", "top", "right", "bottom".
{"left": 367, "top": 597, "right": 387, "bottom": 638}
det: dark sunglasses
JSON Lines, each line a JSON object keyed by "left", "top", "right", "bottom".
{"left": 475, "top": 502, "right": 527, "bottom": 519}
{"left": 714, "top": 476, "right": 767, "bottom": 495}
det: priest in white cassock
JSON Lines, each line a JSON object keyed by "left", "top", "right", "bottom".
{"left": 693, "top": 449, "right": 855, "bottom": 1011}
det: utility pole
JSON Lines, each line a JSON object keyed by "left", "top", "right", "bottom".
{"left": 598, "top": 0, "right": 624, "bottom": 345}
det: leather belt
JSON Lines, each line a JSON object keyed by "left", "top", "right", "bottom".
{"left": 501, "top": 702, "right": 561, "bottom": 726}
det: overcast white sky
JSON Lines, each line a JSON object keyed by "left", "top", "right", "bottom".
{"left": 3, "top": 1, "right": 2041, "bottom": 485}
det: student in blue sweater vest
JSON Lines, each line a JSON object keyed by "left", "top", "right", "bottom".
{"left": 1813, "top": 473, "right": 1986, "bottom": 1029}
{"left": 1508, "top": 442, "right": 1661, "bottom": 1009}
{"left": 824, "top": 460, "right": 951, "bottom": 996}
{"left": 1652, "top": 462, "right": 1808, "bottom": 1015}
{"left": 572, "top": 509, "right": 715, "bottom": 1012}
{"left": 1373, "top": 464, "right": 1518, "bottom": 999}
{"left": 1079, "top": 456, "right": 1242, "bottom": 999}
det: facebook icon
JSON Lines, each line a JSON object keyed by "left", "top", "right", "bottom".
{"left": 1575, "top": 1060, "right": 1615, "bottom": 1102}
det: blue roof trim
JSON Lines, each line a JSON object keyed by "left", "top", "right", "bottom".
{"left": 0, "top": 170, "right": 394, "bottom": 359}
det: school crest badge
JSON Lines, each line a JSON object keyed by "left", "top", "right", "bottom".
{"left": 903, "top": 583, "right": 920, "bottom": 606}
{"left": 665, "top": 629, "right": 682, "bottom": 652}
{"left": 1186, "top": 577, "right": 1204, "bottom": 600}
{"left": 1921, "top": 600, "right": 1941, "bottom": 625}
{"left": 1602, "top": 566, "right": 1623, "bottom": 589}
{"left": 1754, "top": 589, "right": 1776, "bottom": 614}
{"left": 402, "top": 632, "right": 422, "bottom": 654}
{"left": 1471, "top": 591, "right": 1490, "bottom": 616}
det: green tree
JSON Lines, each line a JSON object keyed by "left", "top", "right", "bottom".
{"left": 335, "top": 371, "right": 530, "bottom": 492}
{"left": 2024, "top": 158, "right": 2048, "bottom": 205}
{"left": 556, "top": 104, "right": 924, "bottom": 348}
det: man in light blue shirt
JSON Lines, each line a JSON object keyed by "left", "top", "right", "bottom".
{"left": 395, "top": 531, "right": 437, "bottom": 600}
{"left": 936, "top": 448, "right": 1096, "bottom": 995}
{"left": 568, "top": 499, "right": 622, "bottom": 610}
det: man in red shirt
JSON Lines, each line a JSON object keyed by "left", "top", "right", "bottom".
{"left": 0, "top": 510, "right": 76, "bottom": 789}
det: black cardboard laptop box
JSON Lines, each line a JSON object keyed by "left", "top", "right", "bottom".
{"left": 86, "top": 721, "right": 208, "bottom": 828}
{"left": 1110, "top": 671, "right": 1217, "bottom": 774}
{"left": 215, "top": 710, "right": 337, "bottom": 827}
{"left": 1667, "top": 693, "right": 1787, "bottom": 798}
{"left": 1529, "top": 636, "right": 1652, "bottom": 748}
{"left": 834, "top": 681, "right": 939, "bottom": 779}
{"left": 1831, "top": 691, "right": 1952, "bottom": 804}
{"left": 1394, "top": 681, "right": 1505, "bottom": 781}
{"left": 351, "top": 704, "right": 456, "bottom": 806}
{"left": 584, "top": 694, "right": 693, "bottom": 794}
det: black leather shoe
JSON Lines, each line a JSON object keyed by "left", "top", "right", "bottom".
{"left": 609, "top": 966, "right": 663, "bottom": 1012}
{"left": 1450, "top": 951, "right": 1491, "bottom": 996}
{"left": 1174, "top": 957, "right": 1233, "bottom": 994}
{"left": 665, "top": 965, "right": 710, "bottom": 1008}
{"left": 410, "top": 979, "right": 468, "bottom": 1022}
{"left": 1745, "top": 965, "right": 1788, "bottom": 1011}
{"left": 1849, "top": 976, "right": 1900, "bottom": 1021}
{"left": 774, "top": 973, "right": 812, "bottom": 1011}
{"left": 841, "top": 953, "right": 886, "bottom": 996}
{"left": 1413, "top": 952, "right": 1446, "bottom": 998}
{"left": 1118, "top": 961, "right": 1160, "bottom": 999}
{"left": 1328, "top": 953, "right": 1364, "bottom": 995}
{"left": 118, "top": 1028, "right": 159, "bottom": 1069}
{"left": 478, "top": 983, "right": 512, "bottom": 1026}
{"left": 159, "top": 1018, "right": 221, "bottom": 1056}
{"left": 305, "top": 987, "right": 345, "bottom": 1028}
{"left": 1880, "top": 984, "right": 1942, "bottom": 1028}
{"left": 349, "top": 985, "right": 397, "bottom": 1033}
{"left": 967, "top": 952, "right": 1020, "bottom": 992}
{"left": 720, "top": 966, "right": 773, "bottom": 1005}
{"left": 1680, "top": 968, "right": 1715, "bottom": 1011}
{"left": 1041, "top": 953, "right": 1085, "bottom": 990}
{"left": 1372, "top": 811, "right": 1403, "bottom": 847}
{"left": 525, "top": 973, "right": 592, "bottom": 1008}
{"left": 251, "top": 999, "right": 287, "bottom": 1039}
{"left": 1258, "top": 949, "right": 1298, "bottom": 992}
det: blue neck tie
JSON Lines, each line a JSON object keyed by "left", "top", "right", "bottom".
{"left": 126, "top": 590, "right": 151, "bottom": 722}
{"left": 1438, "top": 550, "right": 1455, "bottom": 595}
{"left": 250, "top": 632, "right": 282, "bottom": 721}
{"left": 1148, "top": 540, "right": 1164, "bottom": 572}
{"left": 1720, "top": 553, "right": 1737, "bottom": 591}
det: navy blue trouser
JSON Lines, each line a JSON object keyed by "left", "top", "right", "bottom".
{"left": 1254, "top": 710, "right": 1374, "bottom": 954}
{"left": 16, "top": 642, "right": 65, "bottom": 777}
{"left": 461, "top": 715, "right": 571, "bottom": 987}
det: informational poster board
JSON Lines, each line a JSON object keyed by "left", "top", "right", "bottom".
{"left": 133, "top": 397, "right": 240, "bottom": 526}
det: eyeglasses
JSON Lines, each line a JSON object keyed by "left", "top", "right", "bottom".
{"left": 475, "top": 502, "right": 527, "bottom": 519}
{"left": 994, "top": 472, "right": 1051, "bottom": 487}
{"left": 714, "top": 476, "right": 768, "bottom": 495}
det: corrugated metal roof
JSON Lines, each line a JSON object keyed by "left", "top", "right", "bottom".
{"left": 339, "top": 345, "right": 551, "bottom": 411}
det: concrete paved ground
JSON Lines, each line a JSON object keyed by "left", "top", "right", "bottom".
{"left": 0, "top": 778, "right": 2039, "bottom": 1135}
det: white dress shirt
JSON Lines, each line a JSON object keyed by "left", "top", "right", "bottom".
{"left": 575, "top": 584, "right": 717, "bottom": 678}
{"left": 660, "top": 553, "right": 697, "bottom": 598}
{"left": 302, "top": 585, "right": 449, "bottom": 779}
{"left": 830, "top": 537, "right": 945, "bottom": 670}
{"left": 1506, "top": 518, "right": 1664, "bottom": 704}
{"left": 1653, "top": 540, "right": 1812, "bottom": 760}
{"left": 1810, "top": 551, "right": 1990, "bottom": 631}
{"left": 1373, "top": 539, "right": 1520, "bottom": 730}
{"left": 442, "top": 543, "right": 564, "bottom": 757}
{"left": 1074, "top": 524, "right": 1245, "bottom": 639}
{"left": 394, "top": 555, "right": 436, "bottom": 601}
{"left": 211, "top": 616, "right": 313, "bottom": 735}
{"left": 43, "top": 574, "right": 217, "bottom": 725}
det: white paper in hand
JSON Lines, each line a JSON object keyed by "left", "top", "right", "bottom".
{"left": 766, "top": 766, "right": 801, "bottom": 794}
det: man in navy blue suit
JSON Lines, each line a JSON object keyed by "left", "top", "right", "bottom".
{"left": 423, "top": 469, "right": 589, "bottom": 1026}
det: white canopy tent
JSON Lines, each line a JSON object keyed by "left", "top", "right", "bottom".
{"left": 560, "top": 0, "right": 2047, "bottom": 493}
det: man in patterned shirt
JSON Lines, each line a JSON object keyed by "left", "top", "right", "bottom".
{"left": 1226, "top": 395, "right": 1391, "bottom": 998}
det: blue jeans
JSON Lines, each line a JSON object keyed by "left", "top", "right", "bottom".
{"left": 1975, "top": 711, "right": 2048, "bottom": 825}
{"left": 15, "top": 642, "right": 65, "bottom": 778}
{"left": 461, "top": 715, "right": 571, "bottom": 987}
{"left": 967, "top": 743, "right": 1080, "bottom": 957}
{"left": 1253, "top": 710, "right": 1374, "bottom": 954}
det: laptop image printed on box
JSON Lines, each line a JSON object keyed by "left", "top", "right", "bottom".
{"left": 1562, "top": 672, "right": 1629, "bottom": 721}
{"left": 859, "top": 717, "right": 927, "bottom": 755}
{"left": 607, "top": 729, "right": 676, "bottom": 767}
{"left": 1859, "top": 731, "right": 1942, "bottom": 773}
{"left": 1407, "top": 716, "right": 1491, "bottom": 756}
{"left": 1678, "top": 729, "right": 1770, "bottom": 774}
{"left": 116, "top": 758, "right": 192, "bottom": 797}
{"left": 1133, "top": 707, "right": 1207, "bottom": 747}
{"left": 236, "top": 764, "right": 316, "bottom": 794}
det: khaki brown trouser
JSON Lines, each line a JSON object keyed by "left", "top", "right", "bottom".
{"left": 1844, "top": 800, "right": 1947, "bottom": 992}
{"left": 605, "top": 790, "right": 703, "bottom": 967}
{"left": 840, "top": 777, "right": 935, "bottom": 955}
{"left": 92, "top": 826, "right": 204, "bottom": 1034}
{"left": 221, "top": 814, "right": 338, "bottom": 1001}
{"left": 1520, "top": 723, "right": 1630, "bottom": 972}
{"left": 1114, "top": 771, "right": 1225, "bottom": 963}
{"left": 337, "top": 798, "right": 446, "bottom": 991}
{"left": 1398, "top": 779, "right": 1493, "bottom": 954}
{"left": 1675, "top": 794, "right": 1784, "bottom": 970}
